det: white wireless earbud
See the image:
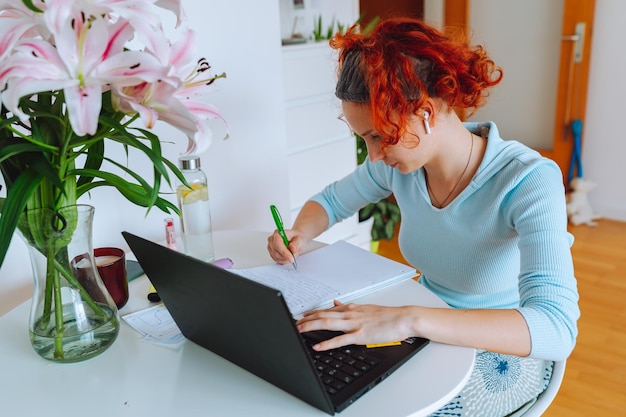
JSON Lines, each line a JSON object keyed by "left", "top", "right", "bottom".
{"left": 423, "top": 111, "right": 431, "bottom": 135}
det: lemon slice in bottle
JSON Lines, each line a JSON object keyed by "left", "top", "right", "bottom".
{"left": 181, "top": 183, "right": 208, "bottom": 205}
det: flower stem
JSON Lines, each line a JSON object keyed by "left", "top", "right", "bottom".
{"left": 53, "top": 257, "right": 106, "bottom": 316}
{"left": 41, "top": 264, "right": 54, "bottom": 329}
{"left": 47, "top": 246, "right": 65, "bottom": 359}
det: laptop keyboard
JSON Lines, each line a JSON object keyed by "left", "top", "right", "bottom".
{"left": 302, "top": 332, "right": 381, "bottom": 395}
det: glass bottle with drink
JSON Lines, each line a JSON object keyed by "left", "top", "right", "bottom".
{"left": 176, "top": 155, "right": 215, "bottom": 262}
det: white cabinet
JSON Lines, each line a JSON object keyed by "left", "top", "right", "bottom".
{"left": 281, "top": 42, "right": 370, "bottom": 248}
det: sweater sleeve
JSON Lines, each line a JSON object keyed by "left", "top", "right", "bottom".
{"left": 504, "top": 161, "right": 580, "bottom": 361}
{"left": 310, "top": 160, "right": 393, "bottom": 228}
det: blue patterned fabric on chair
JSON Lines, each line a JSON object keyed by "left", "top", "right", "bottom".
{"left": 519, "top": 360, "right": 566, "bottom": 416}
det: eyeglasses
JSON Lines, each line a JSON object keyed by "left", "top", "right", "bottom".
{"left": 337, "top": 113, "right": 355, "bottom": 136}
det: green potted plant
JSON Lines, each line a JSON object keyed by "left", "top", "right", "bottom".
{"left": 312, "top": 14, "right": 380, "bottom": 42}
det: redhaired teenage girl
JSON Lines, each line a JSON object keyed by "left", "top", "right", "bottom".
{"left": 268, "top": 18, "right": 578, "bottom": 416}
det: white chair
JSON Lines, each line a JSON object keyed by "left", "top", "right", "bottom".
{"left": 521, "top": 360, "right": 567, "bottom": 416}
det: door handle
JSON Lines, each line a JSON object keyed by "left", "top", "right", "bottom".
{"left": 562, "top": 22, "right": 586, "bottom": 64}
{"left": 561, "top": 21, "right": 587, "bottom": 135}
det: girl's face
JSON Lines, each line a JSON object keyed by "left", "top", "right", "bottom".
{"left": 341, "top": 101, "right": 430, "bottom": 174}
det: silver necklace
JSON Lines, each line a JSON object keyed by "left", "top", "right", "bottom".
{"left": 427, "top": 131, "right": 474, "bottom": 208}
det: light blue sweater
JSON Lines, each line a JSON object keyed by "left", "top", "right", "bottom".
{"left": 310, "top": 122, "right": 579, "bottom": 361}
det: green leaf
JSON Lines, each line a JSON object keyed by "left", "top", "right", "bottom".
{"left": 18, "top": 205, "right": 79, "bottom": 257}
{"left": 326, "top": 18, "right": 335, "bottom": 39}
{"left": 97, "top": 118, "right": 170, "bottom": 180}
{"left": 0, "top": 114, "right": 22, "bottom": 131}
{"left": 76, "top": 139, "right": 105, "bottom": 188}
{"left": 21, "top": 0, "right": 44, "bottom": 13}
{"left": 3, "top": 117, "right": 60, "bottom": 152}
{"left": 73, "top": 170, "right": 178, "bottom": 215}
{"left": 359, "top": 202, "right": 375, "bottom": 221}
{"left": 356, "top": 134, "right": 368, "bottom": 165}
{"left": 0, "top": 142, "right": 43, "bottom": 164}
{"left": 362, "top": 16, "right": 380, "bottom": 35}
{"left": 384, "top": 221, "right": 395, "bottom": 240}
{"left": 23, "top": 153, "right": 66, "bottom": 193}
{"left": 135, "top": 128, "right": 165, "bottom": 208}
{"left": 162, "top": 156, "right": 187, "bottom": 188}
{"left": 0, "top": 168, "right": 43, "bottom": 267}
{"left": 372, "top": 211, "right": 383, "bottom": 228}
{"left": 74, "top": 157, "right": 161, "bottom": 212}
{"left": 377, "top": 200, "right": 388, "bottom": 217}
{"left": 371, "top": 224, "right": 381, "bottom": 241}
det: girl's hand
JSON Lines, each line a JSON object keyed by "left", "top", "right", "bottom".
{"left": 266, "top": 229, "right": 307, "bottom": 265}
{"left": 296, "top": 300, "right": 416, "bottom": 351}
{"left": 266, "top": 200, "right": 329, "bottom": 265}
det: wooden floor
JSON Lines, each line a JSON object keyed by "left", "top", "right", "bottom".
{"left": 377, "top": 219, "right": 626, "bottom": 416}
{"left": 545, "top": 219, "right": 626, "bottom": 416}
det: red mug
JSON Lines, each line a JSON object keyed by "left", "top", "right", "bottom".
{"left": 92, "top": 247, "right": 129, "bottom": 309}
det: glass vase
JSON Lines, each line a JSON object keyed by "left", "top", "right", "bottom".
{"left": 17, "top": 204, "right": 119, "bottom": 362}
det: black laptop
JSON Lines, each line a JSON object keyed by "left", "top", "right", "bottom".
{"left": 122, "top": 231, "right": 429, "bottom": 415}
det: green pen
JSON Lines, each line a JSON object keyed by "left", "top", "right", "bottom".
{"left": 270, "top": 205, "right": 298, "bottom": 271}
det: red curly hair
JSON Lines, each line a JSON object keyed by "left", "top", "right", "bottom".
{"left": 331, "top": 17, "right": 503, "bottom": 147}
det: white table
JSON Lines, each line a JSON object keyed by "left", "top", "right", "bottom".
{"left": 0, "top": 231, "right": 474, "bottom": 417}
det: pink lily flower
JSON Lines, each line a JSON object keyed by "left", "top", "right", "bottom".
{"left": 111, "top": 29, "right": 228, "bottom": 154}
{"left": 0, "top": 0, "right": 224, "bottom": 155}
{"left": 155, "top": 0, "right": 186, "bottom": 26}
{"left": 0, "top": 2, "right": 49, "bottom": 82}
{"left": 2, "top": 8, "right": 166, "bottom": 137}
{"left": 44, "top": 0, "right": 185, "bottom": 37}
{"left": 0, "top": 0, "right": 47, "bottom": 16}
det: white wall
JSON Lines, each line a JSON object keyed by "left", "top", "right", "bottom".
{"left": 468, "top": 0, "right": 563, "bottom": 150}
{"left": 581, "top": 0, "right": 626, "bottom": 221}
{"left": 0, "top": 1, "right": 291, "bottom": 315}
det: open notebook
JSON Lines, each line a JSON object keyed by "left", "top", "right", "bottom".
{"left": 231, "top": 240, "right": 417, "bottom": 315}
